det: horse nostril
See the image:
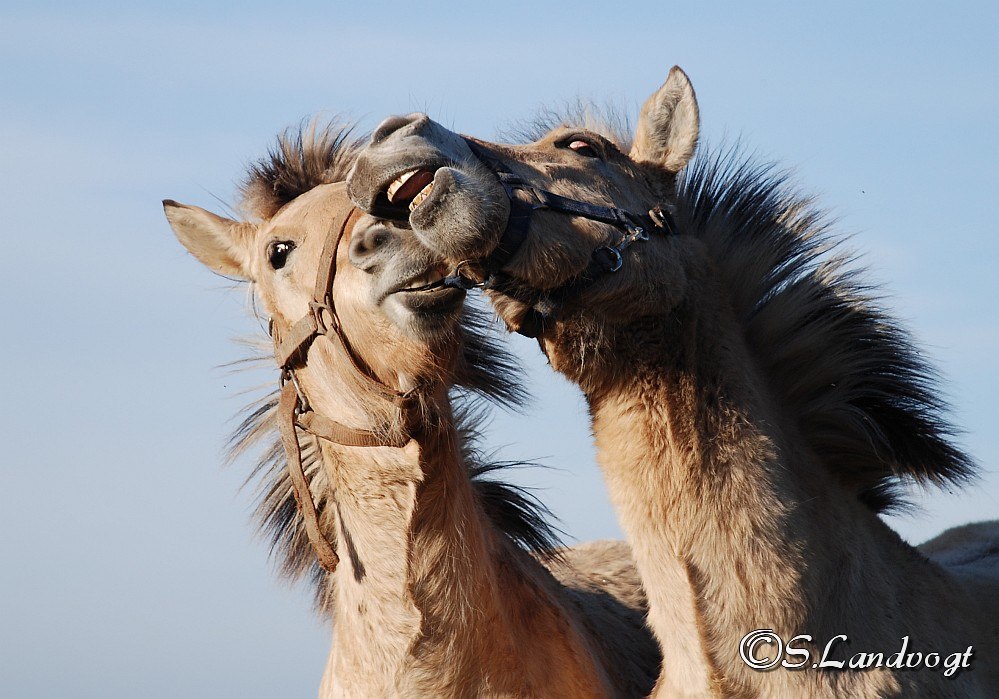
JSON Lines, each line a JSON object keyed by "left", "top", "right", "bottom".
{"left": 369, "top": 113, "right": 431, "bottom": 145}
{"left": 349, "top": 224, "right": 392, "bottom": 267}
{"left": 371, "top": 115, "right": 414, "bottom": 145}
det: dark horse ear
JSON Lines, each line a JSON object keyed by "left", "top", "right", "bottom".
{"left": 630, "top": 66, "right": 700, "bottom": 176}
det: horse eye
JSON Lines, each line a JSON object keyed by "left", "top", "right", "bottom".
{"left": 566, "top": 139, "right": 599, "bottom": 158}
{"left": 267, "top": 241, "right": 295, "bottom": 270}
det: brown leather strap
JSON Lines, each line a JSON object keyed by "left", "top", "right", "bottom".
{"left": 313, "top": 204, "right": 356, "bottom": 306}
{"left": 298, "top": 407, "right": 410, "bottom": 449}
{"left": 272, "top": 313, "right": 320, "bottom": 369}
{"left": 270, "top": 203, "right": 351, "bottom": 371}
{"left": 278, "top": 382, "right": 340, "bottom": 573}
{"left": 276, "top": 203, "right": 410, "bottom": 404}
{"left": 270, "top": 190, "right": 421, "bottom": 571}
{"left": 320, "top": 208, "right": 413, "bottom": 404}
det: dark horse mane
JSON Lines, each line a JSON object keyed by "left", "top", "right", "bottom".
{"left": 231, "top": 112, "right": 975, "bottom": 605}
{"left": 230, "top": 120, "right": 561, "bottom": 609}
{"left": 514, "top": 106, "right": 974, "bottom": 513}
{"left": 675, "top": 146, "right": 975, "bottom": 512}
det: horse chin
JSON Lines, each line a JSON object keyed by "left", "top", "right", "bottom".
{"left": 384, "top": 288, "right": 466, "bottom": 341}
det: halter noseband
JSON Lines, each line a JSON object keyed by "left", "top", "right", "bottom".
{"left": 442, "top": 138, "right": 677, "bottom": 337}
{"left": 269, "top": 190, "right": 419, "bottom": 572}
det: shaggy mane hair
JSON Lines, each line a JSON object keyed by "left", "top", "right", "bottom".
{"left": 240, "top": 119, "right": 364, "bottom": 220}
{"left": 674, "top": 147, "right": 975, "bottom": 512}
{"left": 511, "top": 105, "right": 973, "bottom": 511}
{"left": 228, "top": 122, "right": 561, "bottom": 609}
{"left": 228, "top": 325, "right": 561, "bottom": 611}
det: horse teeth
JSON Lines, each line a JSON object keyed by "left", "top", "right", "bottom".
{"left": 409, "top": 182, "right": 434, "bottom": 212}
{"left": 405, "top": 268, "right": 444, "bottom": 291}
{"left": 387, "top": 169, "right": 420, "bottom": 203}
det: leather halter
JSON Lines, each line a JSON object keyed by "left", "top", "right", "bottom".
{"left": 443, "top": 138, "right": 677, "bottom": 338}
{"left": 269, "top": 188, "right": 418, "bottom": 572}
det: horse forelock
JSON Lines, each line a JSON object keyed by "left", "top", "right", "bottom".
{"left": 240, "top": 118, "right": 366, "bottom": 221}
{"left": 500, "top": 101, "right": 633, "bottom": 152}
{"left": 676, "top": 145, "right": 976, "bottom": 512}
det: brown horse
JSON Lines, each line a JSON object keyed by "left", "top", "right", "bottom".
{"left": 346, "top": 70, "right": 999, "bottom": 697}
{"left": 163, "top": 124, "right": 660, "bottom": 697}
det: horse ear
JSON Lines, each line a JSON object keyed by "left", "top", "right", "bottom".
{"left": 630, "top": 66, "right": 699, "bottom": 174}
{"left": 163, "top": 200, "right": 256, "bottom": 280}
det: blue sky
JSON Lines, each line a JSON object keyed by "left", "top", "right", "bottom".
{"left": 1, "top": 2, "right": 996, "bottom": 697}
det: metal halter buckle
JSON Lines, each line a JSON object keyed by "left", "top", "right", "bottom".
{"left": 309, "top": 300, "right": 336, "bottom": 335}
{"left": 648, "top": 207, "right": 666, "bottom": 228}
{"left": 620, "top": 223, "right": 649, "bottom": 249}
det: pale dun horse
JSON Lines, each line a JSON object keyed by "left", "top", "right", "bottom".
{"left": 163, "top": 125, "right": 660, "bottom": 697}
{"left": 346, "top": 68, "right": 999, "bottom": 697}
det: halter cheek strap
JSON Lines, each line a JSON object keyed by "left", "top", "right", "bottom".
{"left": 270, "top": 199, "right": 417, "bottom": 573}
{"left": 449, "top": 138, "right": 678, "bottom": 338}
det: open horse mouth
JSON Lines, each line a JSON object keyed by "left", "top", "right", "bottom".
{"left": 387, "top": 168, "right": 435, "bottom": 209}
{"left": 389, "top": 263, "right": 464, "bottom": 315}
{"left": 395, "top": 264, "right": 450, "bottom": 293}
{"left": 392, "top": 266, "right": 465, "bottom": 313}
{"left": 379, "top": 166, "right": 446, "bottom": 220}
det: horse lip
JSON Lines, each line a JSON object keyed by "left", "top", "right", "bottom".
{"left": 385, "top": 274, "right": 466, "bottom": 314}
{"left": 387, "top": 265, "right": 452, "bottom": 296}
{"left": 398, "top": 278, "right": 447, "bottom": 293}
{"left": 396, "top": 284, "right": 466, "bottom": 313}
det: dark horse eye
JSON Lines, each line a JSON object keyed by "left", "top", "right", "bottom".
{"left": 564, "top": 139, "right": 600, "bottom": 158}
{"left": 267, "top": 241, "right": 295, "bottom": 270}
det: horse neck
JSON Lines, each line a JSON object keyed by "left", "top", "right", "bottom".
{"left": 301, "top": 376, "right": 610, "bottom": 696}
{"left": 554, "top": 261, "right": 965, "bottom": 695}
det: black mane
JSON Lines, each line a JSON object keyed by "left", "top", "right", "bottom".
{"left": 676, "top": 146, "right": 975, "bottom": 512}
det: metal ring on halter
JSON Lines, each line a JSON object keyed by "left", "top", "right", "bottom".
{"left": 441, "top": 259, "right": 489, "bottom": 291}
{"left": 593, "top": 246, "right": 624, "bottom": 273}
{"left": 454, "top": 260, "right": 487, "bottom": 287}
